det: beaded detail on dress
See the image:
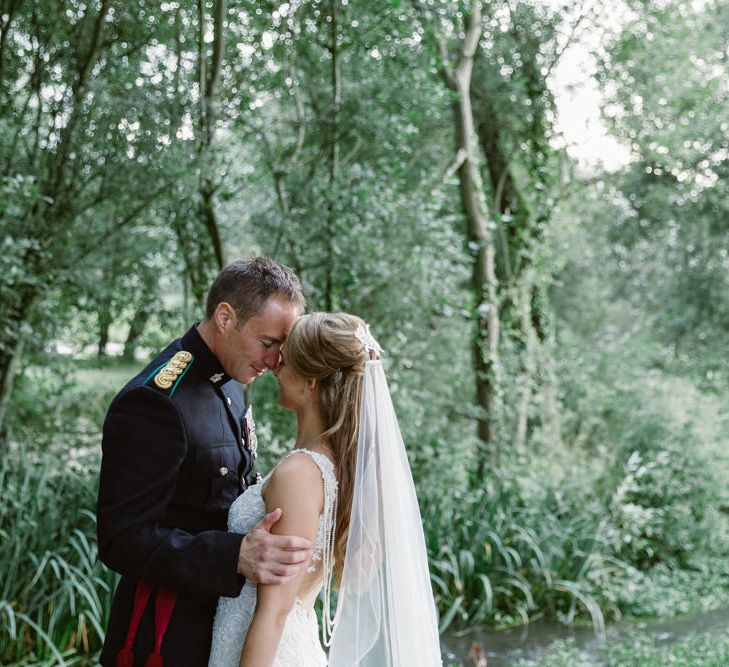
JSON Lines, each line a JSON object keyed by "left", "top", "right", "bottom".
{"left": 208, "top": 449, "right": 337, "bottom": 667}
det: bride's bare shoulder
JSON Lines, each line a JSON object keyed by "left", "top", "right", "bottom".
{"left": 262, "top": 450, "right": 325, "bottom": 508}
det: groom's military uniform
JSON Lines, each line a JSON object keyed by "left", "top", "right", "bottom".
{"left": 98, "top": 325, "right": 258, "bottom": 666}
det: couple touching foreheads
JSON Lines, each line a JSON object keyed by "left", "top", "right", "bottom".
{"left": 96, "top": 257, "right": 442, "bottom": 667}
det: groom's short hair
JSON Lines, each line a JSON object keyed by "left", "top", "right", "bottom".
{"left": 205, "top": 257, "right": 305, "bottom": 326}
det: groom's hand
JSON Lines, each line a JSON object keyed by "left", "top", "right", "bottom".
{"left": 237, "top": 508, "right": 313, "bottom": 584}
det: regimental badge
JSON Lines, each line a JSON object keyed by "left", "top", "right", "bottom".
{"left": 244, "top": 405, "right": 258, "bottom": 460}
{"left": 154, "top": 350, "right": 193, "bottom": 389}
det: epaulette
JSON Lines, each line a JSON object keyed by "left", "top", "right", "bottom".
{"left": 145, "top": 350, "right": 194, "bottom": 397}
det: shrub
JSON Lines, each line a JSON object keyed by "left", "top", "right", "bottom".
{"left": 0, "top": 444, "right": 115, "bottom": 666}
{"left": 423, "top": 471, "right": 622, "bottom": 634}
{"left": 604, "top": 446, "right": 713, "bottom": 570}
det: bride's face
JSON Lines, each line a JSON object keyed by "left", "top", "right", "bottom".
{"left": 274, "top": 344, "right": 308, "bottom": 412}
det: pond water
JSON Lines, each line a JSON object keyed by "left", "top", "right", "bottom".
{"left": 440, "top": 605, "right": 729, "bottom": 666}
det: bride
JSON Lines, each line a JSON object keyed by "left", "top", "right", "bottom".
{"left": 208, "top": 312, "right": 442, "bottom": 667}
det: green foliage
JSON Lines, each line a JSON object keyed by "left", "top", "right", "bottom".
{"left": 422, "top": 300, "right": 729, "bottom": 632}
{"left": 3, "top": 0, "right": 729, "bottom": 661}
{"left": 7, "top": 358, "right": 131, "bottom": 451}
{"left": 594, "top": 0, "right": 729, "bottom": 384}
{"left": 516, "top": 630, "right": 729, "bottom": 666}
{"left": 603, "top": 632, "right": 729, "bottom": 667}
{"left": 423, "top": 474, "right": 617, "bottom": 633}
{"left": 554, "top": 319, "right": 729, "bottom": 571}
{"left": 0, "top": 444, "right": 115, "bottom": 665}
{"left": 0, "top": 361, "right": 131, "bottom": 663}
{"left": 603, "top": 446, "right": 713, "bottom": 571}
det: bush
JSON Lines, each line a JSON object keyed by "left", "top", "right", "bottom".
{"left": 423, "top": 471, "right": 623, "bottom": 634}
{"left": 516, "top": 629, "right": 729, "bottom": 666}
{"left": 0, "top": 443, "right": 115, "bottom": 666}
{"left": 557, "top": 328, "right": 729, "bottom": 574}
{"left": 604, "top": 445, "right": 713, "bottom": 570}
{"left": 6, "top": 356, "right": 132, "bottom": 454}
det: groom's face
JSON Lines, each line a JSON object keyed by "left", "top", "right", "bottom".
{"left": 220, "top": 295, "right": 299, "bottom": 384}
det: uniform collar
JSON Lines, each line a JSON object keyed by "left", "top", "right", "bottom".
{"left": 181, "top": 324, "right": 231, "bottom": 387}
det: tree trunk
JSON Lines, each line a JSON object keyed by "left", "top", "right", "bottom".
{"left": 173, "top": 207, "right": 209, "bottom": 310}
{"left": 514, "top": 277, "right": 537, "bottom": 451}
{"left": 0, "top": 0, "right": 22, "bottom": 86}
{"left": 438, "top": 2, "right": 501, "bottom": 476}
{"left": 324, "top": 0, "right": 341, "bottom": 312}
{"left": 97, "top": 300, "right": 112, "bottom": 361}
{"left": 0, "top": 288, "right": 38, "bottom": 435}
{"left": 200, "top": 183, "right": 224, "bottom": 269}
{"left": 473, "top": 89, "right": 525, "bottom": 286}
{"left": 45, "top": 0, "right": 111, "bottom": 207}
{"left": 194, "top": 0, "right": 226, "bottom": 278}
{"left": 471, "top": 40, "right": 558, "bottom": 451}
{"left": 0, "top": 337, "right": 26, "bottom": 439}
{"left": 123, "top": 305, "right": 150, "bottom": 362}
{"left": 257, "top": 57, "right": 306, "bottom": 272}
{"left": 123, "top": 273, "right": 157, "bottom": 361}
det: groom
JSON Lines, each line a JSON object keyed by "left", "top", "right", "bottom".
{"left": 97, "top": 258, "right": 310, "bottom": 666}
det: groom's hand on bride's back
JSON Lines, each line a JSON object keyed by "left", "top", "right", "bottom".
{"left": 237, "top": 507, "right": 313, "bottom": 584}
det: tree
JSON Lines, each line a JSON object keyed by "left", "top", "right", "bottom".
{"left": 0, "top": 1, "right": 194, "bottom": 432}
{"left": 469, "top": 0, "right": 579, "bottom": 451}
{"left": 596, "top": 0, "right": 729, "bottom": 378}
{"left": 420, "top": 0, "right": 502, "bottom": 475}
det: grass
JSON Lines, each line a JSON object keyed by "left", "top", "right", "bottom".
{"left": 423, "top": 475, "right": 623, "bottom": 635}
{"left": 0, "top": 444, "right": 116, "bottom": 666}
{"left": 72, "top": 361, "right": 142, "bottom": 393}
{"left": 0, "top": 359, "right": 129, "bottom": 664}
{"left": 514, "top": 630, "right": 729, "bottom": 666}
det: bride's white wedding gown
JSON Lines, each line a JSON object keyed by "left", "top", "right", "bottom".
{"left": 208, "top": 449, "right": 336, "bottom": 667}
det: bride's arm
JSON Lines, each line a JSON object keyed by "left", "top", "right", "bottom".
{"left": 238, "top": 453, "right": 324, "bottom": 667}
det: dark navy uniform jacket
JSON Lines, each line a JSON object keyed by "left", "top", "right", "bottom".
{"left": 97, "top": 325, "right": 255, "bottom": 666}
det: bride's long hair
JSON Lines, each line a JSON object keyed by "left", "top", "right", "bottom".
{"left": 283, "top": 312, "right": 372, "bottom": 580}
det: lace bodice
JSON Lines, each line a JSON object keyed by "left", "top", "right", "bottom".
{"left": 228, "top": 449, "right": 336, "bottom": 568}
{"left": 208, "top": 449, "right": 337, "bottom": 667}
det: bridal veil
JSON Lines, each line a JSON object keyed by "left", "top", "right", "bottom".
{"left": 327, "top": 360, "right": 442, "bottom": 666}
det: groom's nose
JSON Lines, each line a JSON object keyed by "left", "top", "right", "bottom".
{"left": 263, "top": 345, "right": 282, "bottom": 371}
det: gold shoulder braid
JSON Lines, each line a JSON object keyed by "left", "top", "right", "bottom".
{"left": 154, "top": 350, "right": 193, "bottom": 389}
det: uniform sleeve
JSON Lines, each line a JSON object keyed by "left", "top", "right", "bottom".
{"left": 96, "top": 386, "right": 245, "bottom": 597}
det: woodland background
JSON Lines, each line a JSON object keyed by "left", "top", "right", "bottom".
{"left": 2, "top": 0, "right": 729, "bottom": 664}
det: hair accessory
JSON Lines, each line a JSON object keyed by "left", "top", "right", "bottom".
{"left": 354, "top": 323, "right": 383, "bottom": 358}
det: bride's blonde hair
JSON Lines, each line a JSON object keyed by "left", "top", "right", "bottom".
{"left": 284, "top": 312, "right": 373, "bottom": 581}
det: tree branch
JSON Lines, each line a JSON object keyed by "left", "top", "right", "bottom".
{"left": 542, "top": 0, "right": 591, "bottom": 80}
{"left": 205, "top": 0, "right": 226, "bottom": 101}
{"left": 65, "top": 179, "right": 178, "bottom": 268}
{"left": 0, "top": 0, "right": 22, "bottom": 84}
{"left": 284, "top": 59, "right": 306, "bottom": 173}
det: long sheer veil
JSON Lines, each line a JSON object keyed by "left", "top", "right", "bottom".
{"left": 327, "top": 361, "right": 442, "bottom": 666}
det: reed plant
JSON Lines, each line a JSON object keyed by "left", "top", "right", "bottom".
{"left": 0, "top": 443, "right": 116, "bottom": 666}
{"left": 423, "top": 474, "right": 627, "bottom": 635}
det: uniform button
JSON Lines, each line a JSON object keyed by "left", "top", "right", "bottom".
{"left": 226, "top": 396, "right": 232, "bottom": 406}
{"left": 218, "top": 467, "right": 229, "bottom": 476}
